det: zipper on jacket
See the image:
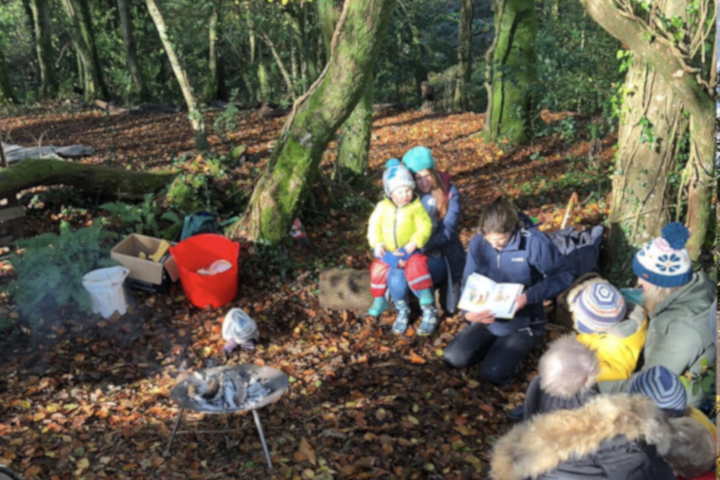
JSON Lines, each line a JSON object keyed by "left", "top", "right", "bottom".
{"left": 393, "top": 205, "right": 399, "bottom": 250}
{"left": 497, "top": 253, "right": 500, "bottom": 269}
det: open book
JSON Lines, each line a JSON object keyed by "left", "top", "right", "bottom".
{"left": 458, "top": 273, "right": 525, "bottom": 319}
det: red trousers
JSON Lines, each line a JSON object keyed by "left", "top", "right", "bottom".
{"left": 370, "top": 255, "right": 433, "bottom": 298}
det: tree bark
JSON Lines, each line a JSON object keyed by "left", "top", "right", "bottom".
{"left": 453, "top": 0, "right": 473, "bottom": 112}
{"left": 117, "top": 0, "right": 149, "bottom": 101}
{"left": 228, "top": 0, "right": 396, "bottom": 245}
{"left": 259, "top": 33, "right": 297, "bottom": 101}
{"left": 484, "top": 0, "right": 536, "bottom": 145}
{"left": 604, "top": 60, "right": 687, "bottom": 285}
{"left": 28, "top": 0, "right": 56, "bottom": 99}
{"left": 581, "top": 0, "right": 715, "bottom": 261}
{"left": 145, "top": 0, "right": 209, "bottom": 151}
{"left": 336, "top": 78, "right": 373, "bottom": 178}
{"left": 0, "top": 159, "right": 174, "bottom": 200}
{"left": 284, "top": 4, "right": 318, "bottom": 92}
{"left": 204, "top": 0, "right": 221, "bottom": 102}
{"left": 61, "top": 0, "right": 110, "bottom": 101}
{"left": 0, "top": 48, "right": 17, "bottom": 104}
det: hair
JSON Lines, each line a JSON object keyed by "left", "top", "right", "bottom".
{"left": 642, "top": 283, "right": 681, "bottom": 313}
{"left": 478, "top": 197, "right": 521, "bottom": 235}
{"left": 426, "top": 169, "right": 449, "bottom": 220}
{"left": 663, "top": 416, "right": 716, "bottom": 478}
{"left": 539, "top": 335, "right": 599, "bottom": 398}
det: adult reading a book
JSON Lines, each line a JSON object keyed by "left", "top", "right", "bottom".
{"left": 442, "top": 197, "right": 574, "bottom": 386}
{"left": 402, "top": 146, "right": 466, "bottom": 316}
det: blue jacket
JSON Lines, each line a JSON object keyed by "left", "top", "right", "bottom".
{"left": 419, "top": 177, "right": 465, "bottom": 284}
{"left": 461, "top": 227, "right": 573, "bottom": 335}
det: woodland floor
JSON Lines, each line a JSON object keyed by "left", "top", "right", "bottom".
{"left": 0, "top": 105, "right": 616, "bottom": 480}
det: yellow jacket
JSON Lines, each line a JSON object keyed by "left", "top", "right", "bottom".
{"left": 687, "top": 407, "right": 716, "bottom": 438}
{"left": 576, "top": 303, "right": 648, "bottom": 382}
{"left": 368, "top": 197, "right": 432, "bottom": 251}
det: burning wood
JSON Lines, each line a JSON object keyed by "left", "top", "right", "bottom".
{"left": 186, "top": 370, "right": 272, "bottom": 411}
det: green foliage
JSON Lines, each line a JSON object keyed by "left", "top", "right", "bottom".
{"left": 101, "top": 193, "right": 183, "bottom": 239}
{"left": 3, "top": 222, "right": 117, "bottom": 321}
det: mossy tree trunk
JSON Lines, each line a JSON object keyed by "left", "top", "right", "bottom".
{"left": 0, "top": 48, "right": 17, "bottom": 104}
{"left": 453, "top": 0, "right": 473, "bottom": 112}
{"left": 0, "top": 159, "right": 174, "bottom": 200}
{"left": 604, "top": 60, "right": 687, "bottom": 285}
{"left": 484, "top": 0, "right": 537, "bottom": 145}
{"left": 28, "top": 0, "right": 56, "bottom": 99}
{"left": 61, "top": 0, "right": 110, "bottom": 101}
{"left": 145, "top": 0, "right": 209, "bottom": 151}
{"left": 117, "top": 0, "right": 149, "bottom": 101}
{"left": 228, "top": 0, "right": 396, "bottom": 245}
{"left": 318, "top": 0, "right": 372, "bottom": 178}
{"left": 582, "top": 0, "right": 715, "bottom": 262}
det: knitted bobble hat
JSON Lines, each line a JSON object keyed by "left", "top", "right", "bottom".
{"left": 402, "top": 146, "right": 435, "bottom": 173}
{"left": 570, "top": 280, "right": 627, "bottom": 334}
{"left": 222, "top": 308, "right": 259, "bottom": 352}
{"left": 633, "top": 222, "right": 692, "bottom": 287}
{"left": 628, "top": 365, "right": 687, "bottom": 417}
{"left": 539, "top": 335, "right": 600, "bottom": 399}
{"left": 382, "top": 158, "right": 416, "bottom": 197}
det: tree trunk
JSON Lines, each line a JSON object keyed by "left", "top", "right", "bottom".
{"left": 581, "top": 0, "right": 715, "bottom": 261}
{"left": 204, "top": 0, "right": 220, "bottom": 102}
{"left": 259, "top": 33, "right": 297, "bottom": 101}
{"left": 257, "top": 59, "right": 270, "bottom": 103}
{"left": 284, "top": 5, "right": 318, "bottom": 92}
{"left": 117, "top": 0, "right": 149, "bottom": 101}
{"left": 604, "top": 60, "right": 687, "bottom": 285}
{"left": 61, "top": 0, "right": 109, "bottom": 101}
{"left": 228, "top": 0, "right": 396, "bottom": 244}
{"left": 0, "top": 159, "right": 174, "bottom": 200}
{"left": 318, "top": 0, "right": 372, "bottom": 178}
{"left": 453, "top": 0, "right": 473, "bottom": 112}
{"left": 0, "top": 48, "right": 17, "bottom": 104}
{"left": 484, "top": 0, "right": 536, "bottom": 145}
{"left": 28, "top": 0, "right": 56, "bottom": 99}
{"left": 336, "top": 78, "right": 373, "bottom": 178}
{"left": 145, "top": 0, "right": 209, "bottom": 151}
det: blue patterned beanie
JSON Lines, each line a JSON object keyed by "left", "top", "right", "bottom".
{"left": 571, "top": 280, "right": 627, "bottom": 334}
{"left": 632, "top": 222, "right": 692, "bottom": 287}
{"left": 402, "top": 146, "right": 435, "bottom": 173}
{"left": 628, "top": 365, "right": 687, "bottom": 417}
{"left": 382, "top": 158, "right": 415, "bottom": 197}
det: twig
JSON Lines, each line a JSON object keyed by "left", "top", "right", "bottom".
{"left": 560, "top": 192, "right": 578, "bottom": 229}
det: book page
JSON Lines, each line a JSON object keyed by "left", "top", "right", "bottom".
{"left": 458, "top": 273, "right": 497, "bottom": 313}
{"left": 491, "top": 283, "right": 525, "bottom": 319}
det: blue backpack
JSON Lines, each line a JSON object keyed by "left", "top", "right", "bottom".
{"left": 179, "top": 213, "right": 225, "bottom": 241}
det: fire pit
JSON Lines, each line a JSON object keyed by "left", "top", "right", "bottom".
{"left": 165, "top": 365, "right": 288, "bottom": 469}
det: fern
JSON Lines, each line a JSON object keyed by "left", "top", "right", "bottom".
{"left": 3, "top": 225, "right": 118, "bottom": 322}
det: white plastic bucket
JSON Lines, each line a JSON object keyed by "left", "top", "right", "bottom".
{"left": 82, "top": 267, "right": 130, "bottom": 318}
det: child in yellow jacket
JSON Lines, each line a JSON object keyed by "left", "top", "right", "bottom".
{"left": 568, "top": 278, "right": 647, "bottom": 382}
{"left": 367, "top": 159, "right": 435, "bottom": 335}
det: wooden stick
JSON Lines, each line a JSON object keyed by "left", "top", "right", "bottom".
{"left": 560, "top": 192, "right": 578, "bottom": 229}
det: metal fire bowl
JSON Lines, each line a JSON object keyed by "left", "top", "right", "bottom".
{"left": 171, "top": 365, "right": 288, "bottom": 414}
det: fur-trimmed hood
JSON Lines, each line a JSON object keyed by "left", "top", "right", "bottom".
{"left": 490, "top": 395, "right": 672, "bottom": 480}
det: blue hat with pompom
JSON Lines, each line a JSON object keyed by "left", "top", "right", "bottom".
{"left": 632, "top": 222, "right": 692, "bottom": 287}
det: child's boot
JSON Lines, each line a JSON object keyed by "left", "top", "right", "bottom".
{"left": 368, "top": 296, "right": 389, "bottom": 317}
{"left": 417, "top": 288, "right": 435, "bottom": 306}
{"left": 391, "top": 299, "right": 411, "bottom": 335}
{"left": 417, "top": 305, "right": 438, "bottom": 336}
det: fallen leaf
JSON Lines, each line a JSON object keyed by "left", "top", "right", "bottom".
{"left": 297, "top": 437, "right": 316, "bottom": 466}
{"left": 407, "top": 351, "right": 425, "bottom": 364}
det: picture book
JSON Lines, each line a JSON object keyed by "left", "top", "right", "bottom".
{"left": 458, "top": 273, "right": 525, "bottom": 319}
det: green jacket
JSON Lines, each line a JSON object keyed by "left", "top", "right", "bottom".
{"left": 598, "top": 271, "right": 716, "bottom": 407}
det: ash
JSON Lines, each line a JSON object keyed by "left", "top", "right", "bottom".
{"left": 187, "top": 370, "right": 272, "bottom": 411}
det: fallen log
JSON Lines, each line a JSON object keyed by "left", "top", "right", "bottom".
{"left": 319, "top": 268, "right": 375, "bottom": 312}
{"left": 0, "top": 158, "right": 175, "bottom": 201}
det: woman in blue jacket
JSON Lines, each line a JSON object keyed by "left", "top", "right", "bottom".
{"left": 401, "top": 146, "right": 466, "bottom": 334}
{"left": 443, "top": 197, "right": 573, "bottom": 386}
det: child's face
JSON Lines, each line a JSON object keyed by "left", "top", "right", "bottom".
{"left": 484, "top": 231, "right": 513, "bottom": 251}
{"left": 390, "top": 186, "right": 413, "bottom": 207}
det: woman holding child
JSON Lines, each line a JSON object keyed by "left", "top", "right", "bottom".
{"left": 442, "top": 197, "right": 574, "bottom": 386}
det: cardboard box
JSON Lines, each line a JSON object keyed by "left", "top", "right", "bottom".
{"left": 111, "top": 234, "right": 180, "bottom": 293}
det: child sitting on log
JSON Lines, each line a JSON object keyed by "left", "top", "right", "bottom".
{"left": 367, "top": 159, "right": 436, "bottom": 335}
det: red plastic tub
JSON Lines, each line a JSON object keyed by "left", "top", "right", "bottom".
{"left": 169, "top": 234, "right": 240, "bottom": 309}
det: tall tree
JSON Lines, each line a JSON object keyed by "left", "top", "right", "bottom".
{"left": 283, "top": 3, "right": 319, "bottom": 92}
{"left": 0, "top": 48, "right": 18, "bottom": 104}
{"left": 318, "top": 0, "right": 373, "bottom": 178}
{"left": 28, "top": 0, "right": 57, "bottom": 99}
{"left": 484, "top": 0, "right": 537, "bottom": 144}
{"left": 117, "top": 0, "right": 149, "bottom": 100}
{"left": 204, "top": 0, "right": 223, "bottom": 102}
{"left": 145, "top": 0, "right": 209, "bottom": 151}
{"left": 453, "top": 0, "right": 473, "bottom": 111}
{"left": 61, "top": 0, "right": 110, "bottom": 100}
{"left": 229, "top": 0, "right": 397, "bottom": 244}
{"left": 581, "top": 0, "right": 715, "bottom": 265}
